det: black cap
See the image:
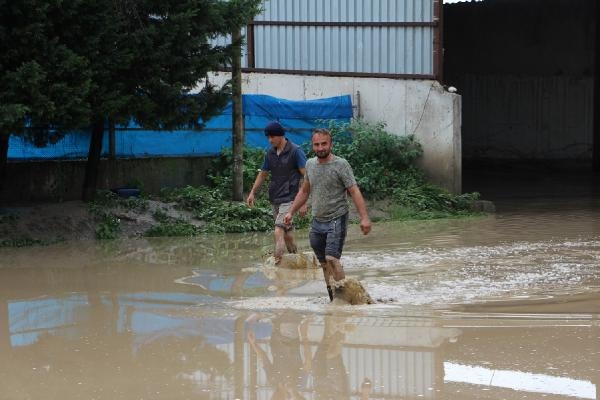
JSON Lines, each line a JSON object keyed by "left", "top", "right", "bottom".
{"left": 264, "top": 121, "right": 285, "bottom": 136}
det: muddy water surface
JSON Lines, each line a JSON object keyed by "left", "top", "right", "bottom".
{"left": 0, "top": 198, "right": 599, "bottom": 400}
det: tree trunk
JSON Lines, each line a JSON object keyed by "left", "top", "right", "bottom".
{"left": 108, "top": 118, "right": 116, "bottom": 160}
{"left": 0, "top": 134, "right": 9, "bottom": 194}
{"left": 231, "top": 28, "right": 245, "bottom": 201}
{"left": 82, "top": 117, "right": 105, "bottom": 201}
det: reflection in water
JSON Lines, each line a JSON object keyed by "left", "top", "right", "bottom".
{"left": 3, "top": 291, "right": 596, "bottom": 399}
{"left": 444, "top": 362, "right": 596, "bottom": 399}
{"left": 0, "top": 198, "right": 599, "bottom": 399}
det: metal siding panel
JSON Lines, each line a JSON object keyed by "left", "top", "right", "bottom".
{"left": 356, "top": 27, "right": 364, "bottom": 72}
{"left": 256, "top": 26, "right": 264, "bottom": 67}
{"left": 415, "top": 0, "right": 424, "bottom": 21}
{"left": 407, "top": 0, "right": 415, "bottom": 21}
{"left": 300, "top": 0, "right": 307, "bottom": 21}
{"left": 379, "top": 29, "right": 387, "bottom": 74}
{"left": 366, "top": 27, "right": 373, "bottom": 73}
{"left": 308, "top": 26, "right": 315, "bottom": 70}
{"left": 331, "top": 27, "right": 338, "bottom": 71}
{"left": 244, "top": 0, "right": 436, "bottom": 76}
{"left": 363, "top": 0, "right": 371, "bottom": 21}
{"left": 326, "top": 26, "right": 333, "bottom": 71}
{"left": 414, "top": 28, "right": 423, "bottom": 74}
{"left": 270, "top": 26, "right": 279, "bottom": 68}
{"left": 400, "top": 28, "right": 408, "bottom": 73}
{"left": 294, "top": 26, "right": 301, "bottom": 70}
{"left": 332, "top": 0, "right": 341, "bottom": 22}
{"left": 316, "top": 26, "right": 323, "bottom": 71}
{"left": 407, "top": 28, "right": 415, "bottom": 74}
{"left": 341, "top": 27, "right": 348, "bottom": 72}
{"left": 425, "top": 28, "right": 434, "bottom": 72}
{"left": 387, "top": 27, "right": 395, "bottom": 73}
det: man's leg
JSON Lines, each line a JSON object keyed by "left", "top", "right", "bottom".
{"left": 284, "top": 229, "right": 298, "bottom": 254}
{"left": 309, "top": 219, "right": 332, "bottom": 300}
{"left": 274, "top": 202, "right": 295, "bottom": 263}
{"left": 323, "top": 213, "right": 348, "bottom": 299}
{"left": 320, "top": 261, "right": 334, "bottom": 301}
{"left": 325, "top": 255, "right": 345, "bottom": 281}
{"left": 273, "top": 225, "right": 286, "bottom": 263}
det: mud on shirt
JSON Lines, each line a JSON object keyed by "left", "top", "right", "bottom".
{"left": 305, "top": 155, "right": 357, "bottom": 222}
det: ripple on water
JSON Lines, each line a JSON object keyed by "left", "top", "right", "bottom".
{"left": 337, "top": 238, "right": 600, "bottom": 309}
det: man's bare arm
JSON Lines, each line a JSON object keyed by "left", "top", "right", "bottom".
{"left": 347, "top": 185, "right": 372, "bottom": 235}
{"left": 247, "top": 170, "right": 269, "bottom": 207}
{"left": 283, "top": 180, "right": 310, "bottom": 224}
{"left": 297, "top": 168, "right": 308, "bottom": 217}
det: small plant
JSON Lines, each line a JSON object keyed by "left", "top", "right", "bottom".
{"left": 196, "top": 199, "right": 273, "bottom": 233}
{"left": 159, "top": 185, "right": 221, "bottom": 211}
{"left": 0, "top": 213, "right": 18, "bottom": 224}
{"left": 157, "top": 186, "right": 278, "bottom": 234}
{"left": 95, "top": 214, "right": 121, "bottom": 240}
{"left": 152, "top": 209, "right": 171, "bottom": 223}
{"left": 89, "top": 190, "right": 148, "bottom": 213}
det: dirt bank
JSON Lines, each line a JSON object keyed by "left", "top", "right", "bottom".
{"left": 0, "top": 199, "right": 394, "bottom": 245}
{"left": 0, "top": 199, "right": 200, "bottom": 243}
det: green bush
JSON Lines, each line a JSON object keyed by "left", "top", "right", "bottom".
{"left": 303, "top": 120, "right": 423, "bottom": 199}
{"left": 147, "top": 120, "right": 481, "bottom": 236}
{"left": 304, "top": 119, "right": 480, "bottom": 217}
{"left": 159, "top": 185, "right": 222, "bottom": 211}
{"left": 157, "top": 186, "right": 276, "bottom": 233}
{"left": 207, "top": 146, "right": 267, "bottom": 195}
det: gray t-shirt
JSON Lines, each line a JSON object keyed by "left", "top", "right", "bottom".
{"left": 305, "top": 155, "right": 357, "bottom": 221}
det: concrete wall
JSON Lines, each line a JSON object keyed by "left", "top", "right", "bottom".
{"left": 210, "top": 72, "right": 462, "bottom": 193}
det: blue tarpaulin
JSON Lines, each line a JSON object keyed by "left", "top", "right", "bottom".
{"left": 8, "top": 94, "right": 353, "bottom": 160}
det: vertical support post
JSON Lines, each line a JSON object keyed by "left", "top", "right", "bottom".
{"left": 232, "top": 28, "right": 245, "bottom": 201}
{"left": 246, "top": 22, "right": 255, "bottom": 69}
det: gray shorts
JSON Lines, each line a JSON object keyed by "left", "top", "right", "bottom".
{"left": 272, "top": 201, "right": 293, "bottom": 231}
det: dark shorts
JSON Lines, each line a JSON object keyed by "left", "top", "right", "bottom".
{"left": 309, "top": 213, "right": 348, "bottom": 262}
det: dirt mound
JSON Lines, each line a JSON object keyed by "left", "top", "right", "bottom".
{"left": 0, "top": 201, "right": 97, "bottom": 242}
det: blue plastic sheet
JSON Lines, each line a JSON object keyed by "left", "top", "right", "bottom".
{"left": 8, "top": 94, "right": 353, "bottom": 160}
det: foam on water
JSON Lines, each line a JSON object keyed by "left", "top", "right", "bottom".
{"left": 342, "top": 238, "right": 600, "bottom": 307}
{"left": 230, "top": 238, "right": 600, "bottom": 311}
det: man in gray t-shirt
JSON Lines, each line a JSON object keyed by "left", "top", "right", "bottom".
{"left": 284, "top": 128, "right": 372, "bottom": 301}
{"left": 305, "top": 156, "right": 356, "bottom": 222}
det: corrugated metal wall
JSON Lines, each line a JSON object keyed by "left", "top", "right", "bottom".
{"left": 213, "top": 0, "right": 440, "bottom": 79}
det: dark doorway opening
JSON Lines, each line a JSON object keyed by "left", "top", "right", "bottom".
{"left": 443, "top": 0, "right": 599, "bottom": 202}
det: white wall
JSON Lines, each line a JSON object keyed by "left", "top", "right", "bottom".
{"left": 209, "top": 72, "right": 462, "bottom": 194}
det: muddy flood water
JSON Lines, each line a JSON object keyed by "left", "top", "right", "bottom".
{"left": 1, "top": 185, "right": 599, "bottom": 399}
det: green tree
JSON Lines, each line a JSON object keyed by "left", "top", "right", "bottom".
{"left": 0, "top": 0, "right": 262, "bottom": 200}
{"left": 0, "top": 0, "right": 92, "bottom": 191}
{"left": 64, "top": 0, "right": 262, "bottom": 200}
